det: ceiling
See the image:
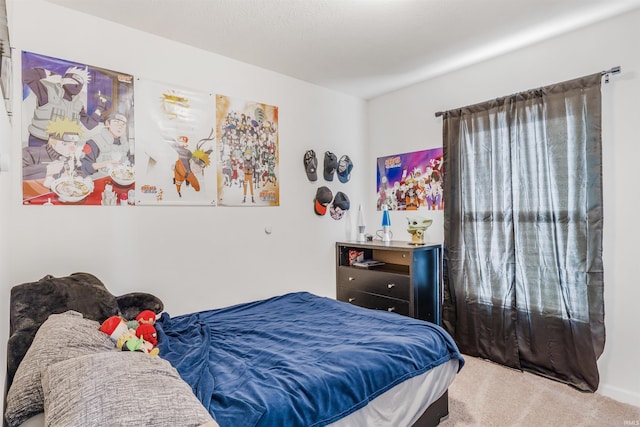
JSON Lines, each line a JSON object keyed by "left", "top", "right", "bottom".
{"left": 44, "top": 0, "right": 640, "bottom": 99}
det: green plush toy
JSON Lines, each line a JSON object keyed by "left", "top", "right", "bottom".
{"left": 116, "top": 333, "right": 159, "bottom": 356}
{"left": 126, "top": 319, "right": 140, "bottom": 330}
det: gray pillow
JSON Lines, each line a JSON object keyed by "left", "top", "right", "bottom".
{"left": 42, "top": 352, "right": 216, "bottom": 427}
{"left": 4, "top": 311, "right": 117, "bottom": 427}
{"left": 7, "top": 272, "right": 120, "bottom": 387}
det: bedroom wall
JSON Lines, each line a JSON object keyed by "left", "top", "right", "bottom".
{"left": 0, "top": 0, "right": 368, "bottom": 408}
{"left": 366, "top": 8, "right": 640, "bottom": 406}
{"left": 0, "top": 73, "right": 10, "bottom": 413}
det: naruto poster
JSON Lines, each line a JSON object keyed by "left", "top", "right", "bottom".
{"left": 216, "top": 94, "right": 279, "bottom": 207}
{"left": 21, "top": 51, "right": 135, "bottom": 205}
{"left": 134, "top": 79, "right": 216, "bottom": 206}
{"left": 376, "top": 148, "right": 443, "bottom": 211}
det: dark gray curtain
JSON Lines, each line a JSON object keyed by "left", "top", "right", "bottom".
{"left": 441, "top": 73, "right": 605, "bottom": 392}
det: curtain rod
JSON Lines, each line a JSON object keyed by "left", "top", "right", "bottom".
{"left": 602, "top": 65, "right": 621, "bottom": 83}
{"left": 435, "top": 66, "right": 622, "bottom": 117}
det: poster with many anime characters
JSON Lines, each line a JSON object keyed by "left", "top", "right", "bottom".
{"left": 376, "top": 148, "right": 443, "bottom": 211}
{"left": 21, "top": 51, "right": 134, "bottom": 205}
{"left": 134, "top": 79, "right": 216, "bottom": 206}
{"left": 216, "top": 94, "right": 279, "bottom": 206}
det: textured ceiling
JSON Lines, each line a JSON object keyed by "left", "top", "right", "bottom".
{"left": 44, "top": 0, "right": 640, "bottom": 99}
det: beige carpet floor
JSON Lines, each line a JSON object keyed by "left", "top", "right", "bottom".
{"left": 441, "top": 355, "right": 640, "bottom": 426}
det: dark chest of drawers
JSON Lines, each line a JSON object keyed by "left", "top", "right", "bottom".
{"left": 336, "top": 241, "right": 443, "bottom": 324}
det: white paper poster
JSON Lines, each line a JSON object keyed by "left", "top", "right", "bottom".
{"left": 135, "top": 79, "right": 216, "bottom": 205}
{"left": 216, "top": 94, "right": 279, "bottom": 206}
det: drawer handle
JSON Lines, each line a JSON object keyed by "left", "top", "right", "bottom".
{"left": 348, "top": 297, "right": 356, "bottom": 303}
{"left": 387, "top": 283, "right": 395, "bottom": 289}
{"left": 348, "top": 276, "right": 355, "bottom": 281}
{"left": 387, "top": 307, "right": 396, "bottom": 312}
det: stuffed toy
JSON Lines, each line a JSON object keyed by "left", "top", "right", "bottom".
{"left": 136, "top": 310, "right": 157, "bottom": 325}
{"left": 126, "top": 319, "right": 140, "bottom": 331}
{"left": 99, "top": 316, "right": 130, "bottom": 344}
{"left": 135, "top": 323, "right": 158, "bottom": 347}
{"left": 127, "top": 309, "right": 157, "bottom": 330}
{"left": 100, "top": 315, "right": 159, "bottom": 356}
{"left": 117, "top": 333, "right": 159, "bottom": 356}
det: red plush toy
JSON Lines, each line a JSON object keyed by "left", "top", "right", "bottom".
{"left": 135, "top": 323, "right": 158, "bottom": 347}
{"left": 136, "top": 310, "right": 157, "bottom": 325}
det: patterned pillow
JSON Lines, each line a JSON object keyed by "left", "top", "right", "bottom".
{"left": 41, "top": 352, "right": 217, "bottom": 427}
{"left": 4, "top": 311, "right": 117, "bottom": 427}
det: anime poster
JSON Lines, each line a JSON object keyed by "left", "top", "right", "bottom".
{"left": 21, "top": 51, "right": 135, "bottom": 205}
{"left": 216, "top": 95, "right": 279, "bottom": 206}
{"left": 376, "top": 148, "right": 443, "bottom": 211}
{"left": 135, "top": 79, "right": 216, "bottom": 205}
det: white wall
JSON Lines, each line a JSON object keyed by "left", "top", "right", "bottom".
{"left": 0, "top": 0, "right": 367, "bottom": 411}
{"left": 367, "top": 8, "right": 640, "bottom": 406}
{"left": 0, "top": 63, "right": 11, "bottom": 414}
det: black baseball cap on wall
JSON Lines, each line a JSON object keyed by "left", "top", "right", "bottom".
{"left": 314, "top": 186, "right": 333, "bottom": 215}
{"left": 324, "top": 151, "right": 338, "bottom": 181}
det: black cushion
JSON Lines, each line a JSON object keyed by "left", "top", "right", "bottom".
{"left": 6, "top": 272, "right": 164, "bottom": 392}
{"left": 7, "top": 273, "right": 119, "bottom": 384}
{"left": 116, "top": 293, "right": 164, "bottom": 321}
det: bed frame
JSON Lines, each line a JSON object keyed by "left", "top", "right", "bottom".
{"left": 414, "top": 391, "right": 449, "bottom": 426}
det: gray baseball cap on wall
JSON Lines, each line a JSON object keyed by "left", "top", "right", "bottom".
{"left": 304, "top": 150, "right": 318, "bottom": 181}
{"left": 324, "top": 151, "right": 338, "bottom": 181}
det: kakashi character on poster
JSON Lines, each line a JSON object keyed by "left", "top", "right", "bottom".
{"left": 22, "top": 63, "right": 106, "bottom": 148}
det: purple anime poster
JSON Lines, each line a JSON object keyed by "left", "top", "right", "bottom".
{"left": 376, "top": 148, "right": 443, "bottom": 211}
{"left": 21, "top": 51, "right": 135, "bottom": 205}
{"left": 216, "top": 94, "right": 279, "bottom": 206}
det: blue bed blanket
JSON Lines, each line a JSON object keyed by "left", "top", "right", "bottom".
{"left": 156, "top": 292, "right": 463, "bottom": 427}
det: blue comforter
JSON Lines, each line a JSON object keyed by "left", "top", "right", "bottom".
{"left": 156, "top": 292, "right": 463, "bottom": 427}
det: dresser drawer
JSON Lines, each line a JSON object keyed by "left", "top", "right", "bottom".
{"left": 337, "top": 266, "right": 410, "bottom": 300}
{"left": 337, "top": 288, "right": 410, "bottom": 316}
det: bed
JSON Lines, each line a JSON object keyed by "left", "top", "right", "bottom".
{"left": 3, "top": 273, "right": 464, "bottom": 427}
